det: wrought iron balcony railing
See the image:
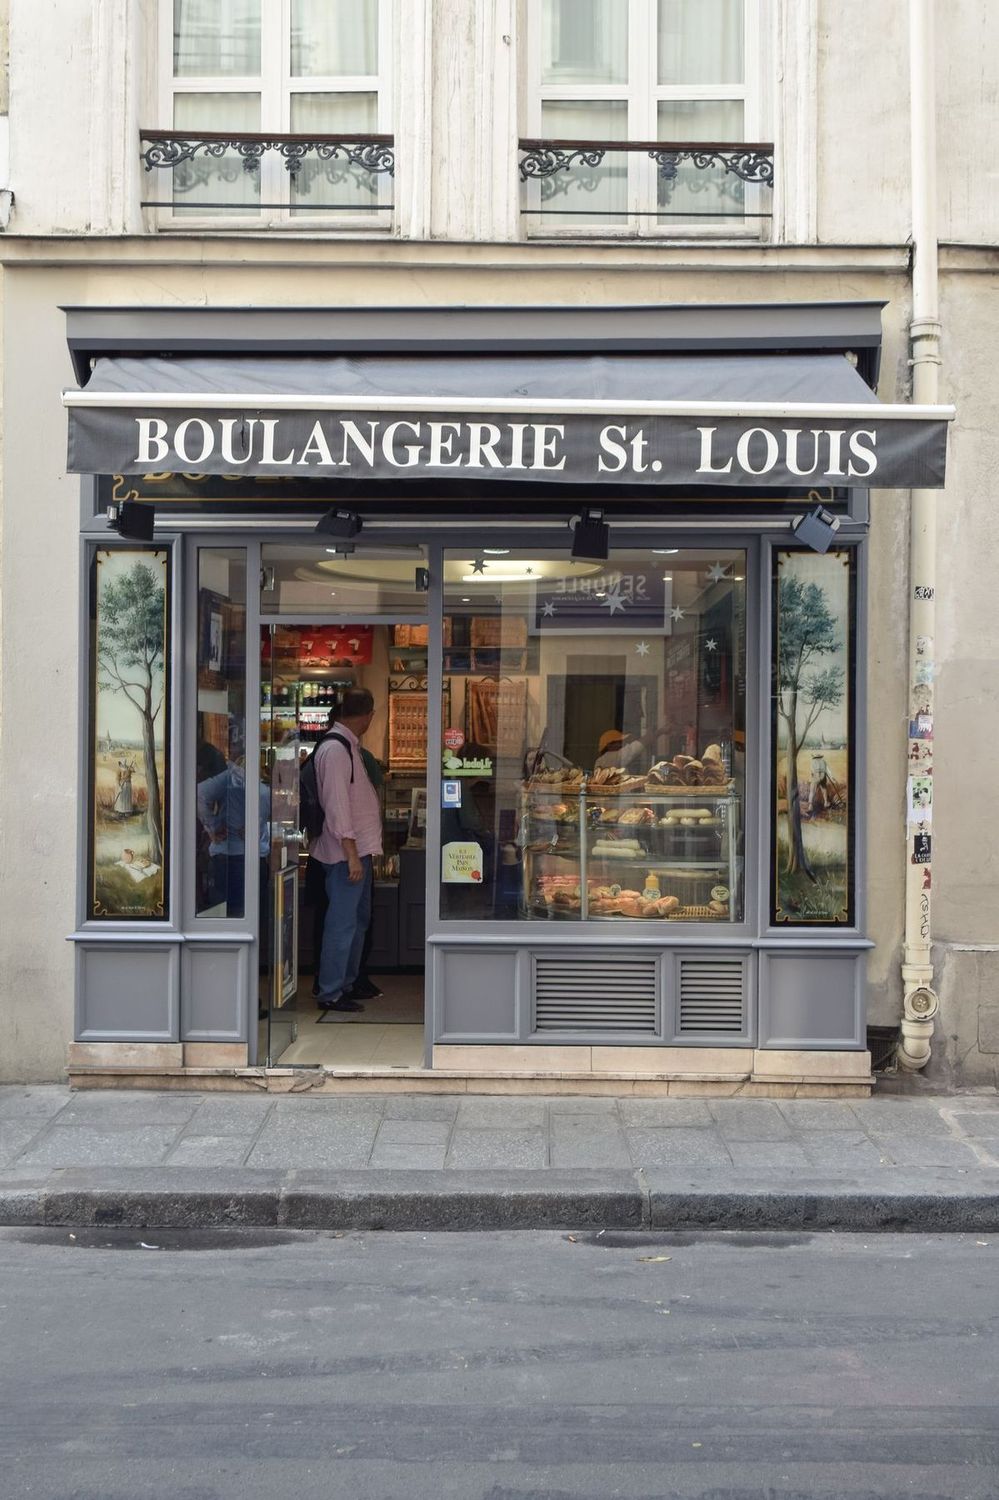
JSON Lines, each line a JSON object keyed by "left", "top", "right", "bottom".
{"left": 139, "top": 130, "right": 395, "bottom": 220}
{"left": 519, "top": 139, "right": 774, "bottom": 228}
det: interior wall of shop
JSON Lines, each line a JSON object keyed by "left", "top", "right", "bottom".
{"left": 0, "top": 257, "right": 917, "bottom": 1081}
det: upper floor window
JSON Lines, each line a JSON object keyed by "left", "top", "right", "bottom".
{"left": 522, "top": 0, "right": 770, "bottom": 235}
{"left": 146, "top": 1, "right": 393, "bottom": 228}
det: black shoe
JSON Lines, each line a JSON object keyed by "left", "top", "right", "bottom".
{"left": 311, "top": 979, "right": 320, "bottom": 998}
{"left": 318, "top": 996, "right": 364, "bottom": 1013}
{"left": 347, "top": 977, "right": 383, "bottom": 1000}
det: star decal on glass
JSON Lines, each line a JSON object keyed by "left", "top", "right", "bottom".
{"left": 705, "top": 638, "right": 718, "bottom": 651}
{"left": 542, "top": 600, "right": 556, "bottom": 617}
{"left": 599, "top": 587, "right": 627, "bottom": 616}
{"left": 635, "top": 641, "right": 651, "bottom": 657}
{"left": 470, "top": 558, "right": 486, "bottom": 574}
{"left": 706, "top": 562, "right": 730, "bottom": 583}
{"left": 669, "top": 605, "right": 686, "bottom": 623}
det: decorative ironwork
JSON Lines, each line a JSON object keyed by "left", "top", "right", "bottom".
{"left": 139, "top": 130, "right": 394, "bottom": 211}
{"left": 647, "top": 146, "right": 773, "bottom": 189}
{"left": 519, "top": 138, "right": 774, "bottom": 220}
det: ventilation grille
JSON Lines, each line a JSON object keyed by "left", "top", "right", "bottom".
{"left": 678, "top": 957, "right": 746, "bottom": 1034}
{"left": 534, "top": 955, "right": 657, "bottom": 1034}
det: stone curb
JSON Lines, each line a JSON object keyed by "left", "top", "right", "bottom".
{"left": 2, "top": 1167, "right": 999, "bottom": 1233}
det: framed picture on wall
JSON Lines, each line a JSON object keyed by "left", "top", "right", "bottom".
{"left": 198, "top": 587, "right": 226, "bottom": 687}
{"left": 273, "top": 864, "right": 299, "bottom": 1008}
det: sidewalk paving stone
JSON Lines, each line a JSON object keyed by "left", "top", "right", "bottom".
{"left": 445, "top": 1129, "right": 548, "bottom": 1170}
{"left": 367, "top": 1144, "right": 448, "bottom": 1170}
{"left": 797, "top": 1132, "right": 892, "bottom": 1167}
{"left": 726, "top": 1141, "right": 812, "bottom": 1170}
{"left": 166, "top": 1136, "right": 255, "bottom": 1167}
{"left": 0, "top": 1124, "right": 49, "bottom": 1166}
{"left": 374, "top": 1119, "right": 452, "bottom": 1148}
{"left": 709, "top": 1100, "right": 795, "bottom": 1140}
{"left": 52, "top": 1093, "right": 203, "bottom": 1127}
{"left": 870, "top": 1136, "right": 987, "bottom": 1167}
{"left": 549, "top": 1134, "right": 632, "bottom": 1169}
{"left": 617, "top": 1098, "right": 714, "bottom": 1128}
{"left": 183, "top": 1098, "right": 276, "bottom": 1135}
{"left": 455, "top": 1098, "right": 548, "bottom": 1129}
{"left": 381, "top": 1096, "right": 461, "bottom": 1122}
{"left": 946, "top": 1110, "right": 999, "bottom": 1136}
{"left": 625, "top": 1127, "right": 733, "bottom": 1168}
{"left": 0, "top": 1088, "right": 78, "bottom": 1121}
{"left": 776, "top": 1100, "right": 861, "bottom": 1131}
{"left": 15, "top": 1125, "right": 183, "bottom": 1168}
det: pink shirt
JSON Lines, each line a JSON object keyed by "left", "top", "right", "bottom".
{"left": 310, "top": 724, "right": 383, "bottom": 865}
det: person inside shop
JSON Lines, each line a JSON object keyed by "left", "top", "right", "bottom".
{"left": 306, "top": 700, "right": 385, "bottom": 1004}
{"left": 311, "top": 688, "right": 383, "bottom": 1013}
{"left": 593, "top": 722, "right": 672, "bottom": 774}
{"left": 196, "top": 741, "right": 248, "bottom": 916}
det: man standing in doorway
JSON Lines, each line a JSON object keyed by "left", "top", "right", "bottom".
{"left": 312, "top": 687, "right": 382, "bottom": 1012}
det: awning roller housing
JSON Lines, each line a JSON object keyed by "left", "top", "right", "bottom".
{"left": 64, "top": 351, "right": 952, "bottom": 490}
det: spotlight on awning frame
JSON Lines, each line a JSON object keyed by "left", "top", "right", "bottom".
{"left": 106, "top": 500, "right": 155, "bottom": 542}
{"left": 790, "top": 504, "right": 842, "bottom": 554}
{"left": 316, "top": 507, "right": 363, "bottom": 541}
{"left": 570, "top": 508, "right": 609, "bottom": 562}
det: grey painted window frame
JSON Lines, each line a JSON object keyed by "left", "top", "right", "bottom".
{"left": 71, "top": 511, "right": 871, "bottom": 1057}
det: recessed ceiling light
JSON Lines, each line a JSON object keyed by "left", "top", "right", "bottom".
{"left": 653, "top": 548, "right": 679, "bottom": 555}
{"left": 461, "top": 597, "right": 471, "bottom": 602}
{"left": 329, "top": 590, "right": 336, "bottom": 596}
{"left": 483, "top": 547, "right": 510, "bottom": 555}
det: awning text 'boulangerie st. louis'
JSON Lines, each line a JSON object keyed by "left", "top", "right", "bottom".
{"left": 64, "top": 353, "right": 953, "bottom": 489}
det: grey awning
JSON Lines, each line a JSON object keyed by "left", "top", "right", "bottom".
{"left": 64, "top": 352, "right": 952, "bottom": 489}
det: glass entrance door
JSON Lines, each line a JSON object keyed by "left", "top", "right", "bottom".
{"left": 260, "top": 626, "right": 303, "bottom": 1065}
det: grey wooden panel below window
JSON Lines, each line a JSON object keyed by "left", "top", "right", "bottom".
{"left": 758, "top": 949, "right": 865, "bottom": 1048}
{"left": 76, "top": 942, "right": 180, "bottom": 1041}
{"left": 182, "top": 942, "right": 249, "bottom": 1041}
{"left": 438, "top": 948, "right": 519, "bottom": 1037}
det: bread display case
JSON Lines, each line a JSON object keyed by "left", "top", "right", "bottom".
{"left": 520, "top": 765, "right": 741, "bottom": 923}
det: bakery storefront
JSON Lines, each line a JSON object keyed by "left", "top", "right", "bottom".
{"left": 64, "top": 305, "right": 950, "bottom": 1091}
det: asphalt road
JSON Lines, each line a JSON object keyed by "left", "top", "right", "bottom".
{"left": 1, "top": 1227, "right": 996, "bottom": 1500}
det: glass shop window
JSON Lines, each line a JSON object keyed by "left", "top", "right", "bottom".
{"left": 440, "top": 548, "right": 746, "bottom": 924}
{"left": 195, "top": 548, "right": 248, "bottom": 917}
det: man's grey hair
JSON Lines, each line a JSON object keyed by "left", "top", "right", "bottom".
{"left": 338, "top": 687, "right": 375, "bottom": 719}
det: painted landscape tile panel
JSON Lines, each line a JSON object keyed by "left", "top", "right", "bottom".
{"left": 88, "top": 548, "right": 170, "bottom": 919}
{"left": 772, "top": 549, "right": 855, "bottom": 925}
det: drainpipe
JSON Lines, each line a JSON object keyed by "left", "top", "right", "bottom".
{"left": 898, "top": 0, "right": 941, "bottom": 1068}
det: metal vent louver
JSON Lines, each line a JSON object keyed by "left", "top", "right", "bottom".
{"left": 678, "top": 957, "right": 746, "bottom": 1033}
{"left": 534, "top": 955, "right": 657, "bottom": 1033}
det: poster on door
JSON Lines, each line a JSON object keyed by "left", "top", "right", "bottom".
{"left": 442, "top": 841, "right": 484, "bottom": 883}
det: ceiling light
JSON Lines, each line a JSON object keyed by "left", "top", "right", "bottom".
{"left": 570, "top": 508, "right": 609, "bottom": 562}
{"left": 653, "top": 547, "right": 679, "bottom": 555}
{"left": 315, "top": 507, "right": 362, "bottom": 539}
{"left": 791, "top": 505, "right": 841, "bottom": 554}
{"left": 106, "top": 500, "right": 155, "bottom": 542}
{"left": 460, "top": 572, "right": 537, "bottom": 584}
{"left": 483, "top": 548, "right": 510, "bottom": 555}
{"left": 461, "top": 596, "right": 471, "bottom": 603}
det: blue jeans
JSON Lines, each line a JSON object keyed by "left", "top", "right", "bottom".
{"left": 317, "top": 856, "right": 372, "bottom": 1000}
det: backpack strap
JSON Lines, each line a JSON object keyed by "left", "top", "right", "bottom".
{"left": 315, "top": 729, "right": 355, "bottom": 783}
